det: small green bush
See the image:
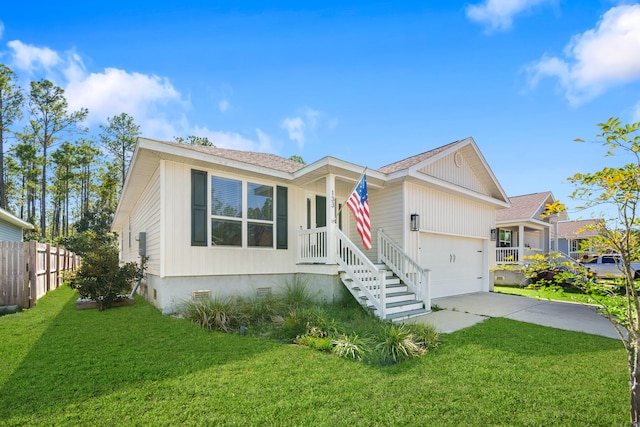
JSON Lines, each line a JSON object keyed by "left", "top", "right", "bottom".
{"left": 69, "top": 242, "right": 141, "bottom": 310}
{"left": 294, "top": 335, "right": 333, "bottom": 351}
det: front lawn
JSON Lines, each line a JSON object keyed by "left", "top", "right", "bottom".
{"left": 0, "top": 286, "right": 628, "bottom": 426}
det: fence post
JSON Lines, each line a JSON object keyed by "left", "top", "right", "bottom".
{"left": 29, "top": 240, "right": 37, "bottom": 307}
{"left": 45, "top": 243, "right": 51, "bottom": 291}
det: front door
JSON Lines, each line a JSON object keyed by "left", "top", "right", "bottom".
{"left": 306, "top": 194, "right": 327, "bottom": 229}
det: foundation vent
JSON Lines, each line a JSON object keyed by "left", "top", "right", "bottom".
{"left": 256, "top": 287, "right": 272, "bottom": 298}
{"left": 495, "top": 275, "right": 505, "bottom": 281}
{"left": 192, "top": 290, "right": 212, "bottom": 300}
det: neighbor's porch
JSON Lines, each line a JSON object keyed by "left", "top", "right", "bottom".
{"left": 495, "top": 223, "right": 550, "bottom": 264}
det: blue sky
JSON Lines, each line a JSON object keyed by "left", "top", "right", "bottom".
{"left": 2, "top": 1, "right": 640, "bottom": 218}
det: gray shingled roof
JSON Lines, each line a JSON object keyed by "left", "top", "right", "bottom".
{"left": 377, "top": 140, "right": 462, "bottom": 174}
{"left": 557, "top": 219, "right": 602, "bottom": 238}
{"left": 151, "top": 139, "right": 306, "bottom": 173}
{"left": 496, "top": 192, "right": 552, "bottom": 222}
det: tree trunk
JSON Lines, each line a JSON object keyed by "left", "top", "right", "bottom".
{"left": 0, "top": 123, "right": 4, "bottom": 209}
{"left": 631, "top": 347, "right": 640, "bottom": 426}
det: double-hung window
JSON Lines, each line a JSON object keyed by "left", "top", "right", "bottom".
{"left": 210, "top": 176, "right": 274, "bottom": 247}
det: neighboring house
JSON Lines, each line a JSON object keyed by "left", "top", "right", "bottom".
{"left": 112, "top": 137, "right": 510, "bottom": 320}
{"left": 0, "top": 207, "right": 34, "bottom": 242}
{"left": 556, "top": 219, "right": 603, "bottom": 261}
{"left": 494, "top": 191, "right": 566, "bottom": 264}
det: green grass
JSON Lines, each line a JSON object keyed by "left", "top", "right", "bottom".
{"left": 0, "top": 285, "right": 629, "bottom": 426}
{"left": 494, "top": 284, "right": 622, "bottom": 306}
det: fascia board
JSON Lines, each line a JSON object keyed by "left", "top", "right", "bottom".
{"left": 0, "top": 208, "right": 34, "bottom": 229}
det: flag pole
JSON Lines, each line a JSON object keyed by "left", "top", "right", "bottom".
{"left": 336, "top": 166, "right": 368, "bottom": 220}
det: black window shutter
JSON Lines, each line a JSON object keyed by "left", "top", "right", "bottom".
{"left": 316, "top": 195, "right": 326, "bottom": 227}
{"left": 276, "top": 186, "right": 288, "bottom": 249}
{"left": 191, "top": 169, "right": 207, "bottom": 246}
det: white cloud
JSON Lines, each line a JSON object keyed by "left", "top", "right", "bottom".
{"left": 218, "top": 99, "right": 229, "bottom": 112}
{"left": 65, "top": 67, "right": 184, "bottom": 131}
{"left": 7, "top": 40, "right": 62, "bottom": 71}
{"left": 281, "top": 116, "right": 306, "bottom": 147}
{"left": 466, "top": 0, "right": 553, "bottom": 32}
{"left": 280, "top": 108, "right": 325, "bottom": 148}
{"left": 191, "top": 125, "right": 274, "bottom": 152}
{"left": 527, "top": 4, "right": 640, "bottom": 105}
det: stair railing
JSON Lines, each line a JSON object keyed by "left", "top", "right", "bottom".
{"left": 378, "top": 229, "right": 430, "bottom": 309}
{"left": 336, "top": 228, "right": 386, "bottom": 319}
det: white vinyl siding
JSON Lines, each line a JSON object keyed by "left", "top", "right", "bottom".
{"left": 367, "top": 183, "right": 403, "bottom": 256}
{"left": 418, "top": 150, "right": 489, "bottom": 195}
{"left": 404, "top": 181, "right": 495, "bottom": 266}
{"left": 162, "top": 160, "right": 301, "bottom": 277}
{"left": 0, "top": 220, "right": 23, "bottom": 242}
{"left": 122, "top": 166, "right": 161, "bottom": 275}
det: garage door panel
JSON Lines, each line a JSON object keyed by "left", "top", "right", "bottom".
{"left": 420, "top": 233, "right": 484, "bottom": 298}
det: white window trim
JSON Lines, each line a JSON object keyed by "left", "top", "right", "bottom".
{"left": 209, "top": 173, "right": 275, "bottom": 249}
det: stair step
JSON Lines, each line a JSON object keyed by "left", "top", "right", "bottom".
{"left": 368, "top": 299, "right": 424, "bottom": 315}
{"left": 386, "top": 308, "right": 432, "bottom": 322}
{"left": 386, "top": 291, "right": 416, "bottom": 304}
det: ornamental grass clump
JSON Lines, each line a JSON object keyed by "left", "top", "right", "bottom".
{"left": 331, "top": 333, "right": 370, "bottom": 361}
{"left": 178, "top": 296, "right": 241, "bottom": 332}
{"left": 375, "top": 323, "right": 425, "bottom": 365}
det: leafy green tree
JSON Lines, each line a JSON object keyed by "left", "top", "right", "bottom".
{"left": 9, "top": 138, "right": 40, "bottom": 224}
{"left": 100, "top": 113, "right": 139, "bottom": 190}
{"left": 74, "top": 138, "right": 101, "bottom": 219}
{"left": 51, "top": 141, "right": 78, "bottom": 238}
{"left": 0, "top": 64, "right": 25, "bottom": 209}
{"left": 289, "top": 154, "right": 306, "bottom": 165}
{"left": 570, "top": 117, "right": 640, "bottom": 426}
{"left": 27, "top": 79, "right": 88, "bottom": 238}
{"left": 174, "top": 135, "right": 214, "bottom": 146}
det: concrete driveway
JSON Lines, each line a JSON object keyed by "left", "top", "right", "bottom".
{"left": 406, "top": 292, "right": 624, "bottom": 340}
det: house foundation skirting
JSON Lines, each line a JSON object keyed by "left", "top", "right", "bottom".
{"left": 492, "top": 268, "right": 526, "bottom": 287}
{"left": 143, "top": 272, "right": 344, "bottom": 315}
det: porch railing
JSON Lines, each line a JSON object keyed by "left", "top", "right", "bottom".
{"left": 378, "top": 229, "right": 430, "bottom": 309}
{"left": 297, "top": 227, "right": 328, "bottom": 264}
{"left": 336, "top": 229, "right": 387, "bottom": 319}
{"left": 496, "top": 247, "right": 520, "bottom": 264}
{"left": 496, "top": 247, "right": 545, "bottom": 264}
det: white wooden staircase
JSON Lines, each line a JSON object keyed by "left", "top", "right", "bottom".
{"left": 340, "top": 264, "right": 429, "bottom": 321}
{"left": 336, "top": 229, "right": 431, "bottom": 321}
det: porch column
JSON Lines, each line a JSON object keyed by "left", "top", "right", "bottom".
{"left": 326, "top": 174, "right": 336, "bottom": 264}
{"left": 518, "top": 224, "right": 525, "bottom": 262}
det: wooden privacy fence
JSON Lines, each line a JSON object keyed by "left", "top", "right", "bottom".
{"left": 0, "top": 241, "right": 80, "bottom": 307}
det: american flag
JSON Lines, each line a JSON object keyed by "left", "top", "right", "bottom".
{"left": 347, "top": 174, "right": 371, "bottom": 250}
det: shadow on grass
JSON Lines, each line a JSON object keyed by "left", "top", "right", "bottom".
{"left": 0, "top": 286, "right": 280, "bottom": 420}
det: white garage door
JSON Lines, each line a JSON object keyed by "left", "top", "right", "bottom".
{"left": 420, "top": 233, "right": 485, "bottom": 298}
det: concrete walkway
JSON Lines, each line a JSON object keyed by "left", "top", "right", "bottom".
{"left": 406, "top": 292, "right": 624, "bottom": 340}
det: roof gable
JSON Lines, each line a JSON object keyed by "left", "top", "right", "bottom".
{"left": 496, "top": 192, "right": 554, "bottom": 222}
{"left": 557, "top": 219, "right": 603, "bottom": 239}
{"left": 378, "top": 140, "right": 460, "bottom": 174}
{"left": 378, "top": 137, "right": 509, "bottom": 205}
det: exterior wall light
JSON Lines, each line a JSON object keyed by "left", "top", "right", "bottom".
{"left": 490, "top": 228, "right": 497, "bottom": 241}
{"left": 410, "top": 214, "right": 420, "bottom": 232}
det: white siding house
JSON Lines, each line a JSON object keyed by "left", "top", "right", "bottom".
{"left": 112, "top": 137, "right": 509, "bottom": 319}
{"left": 0, "top": 207, "right": 34, "bottom": 242}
